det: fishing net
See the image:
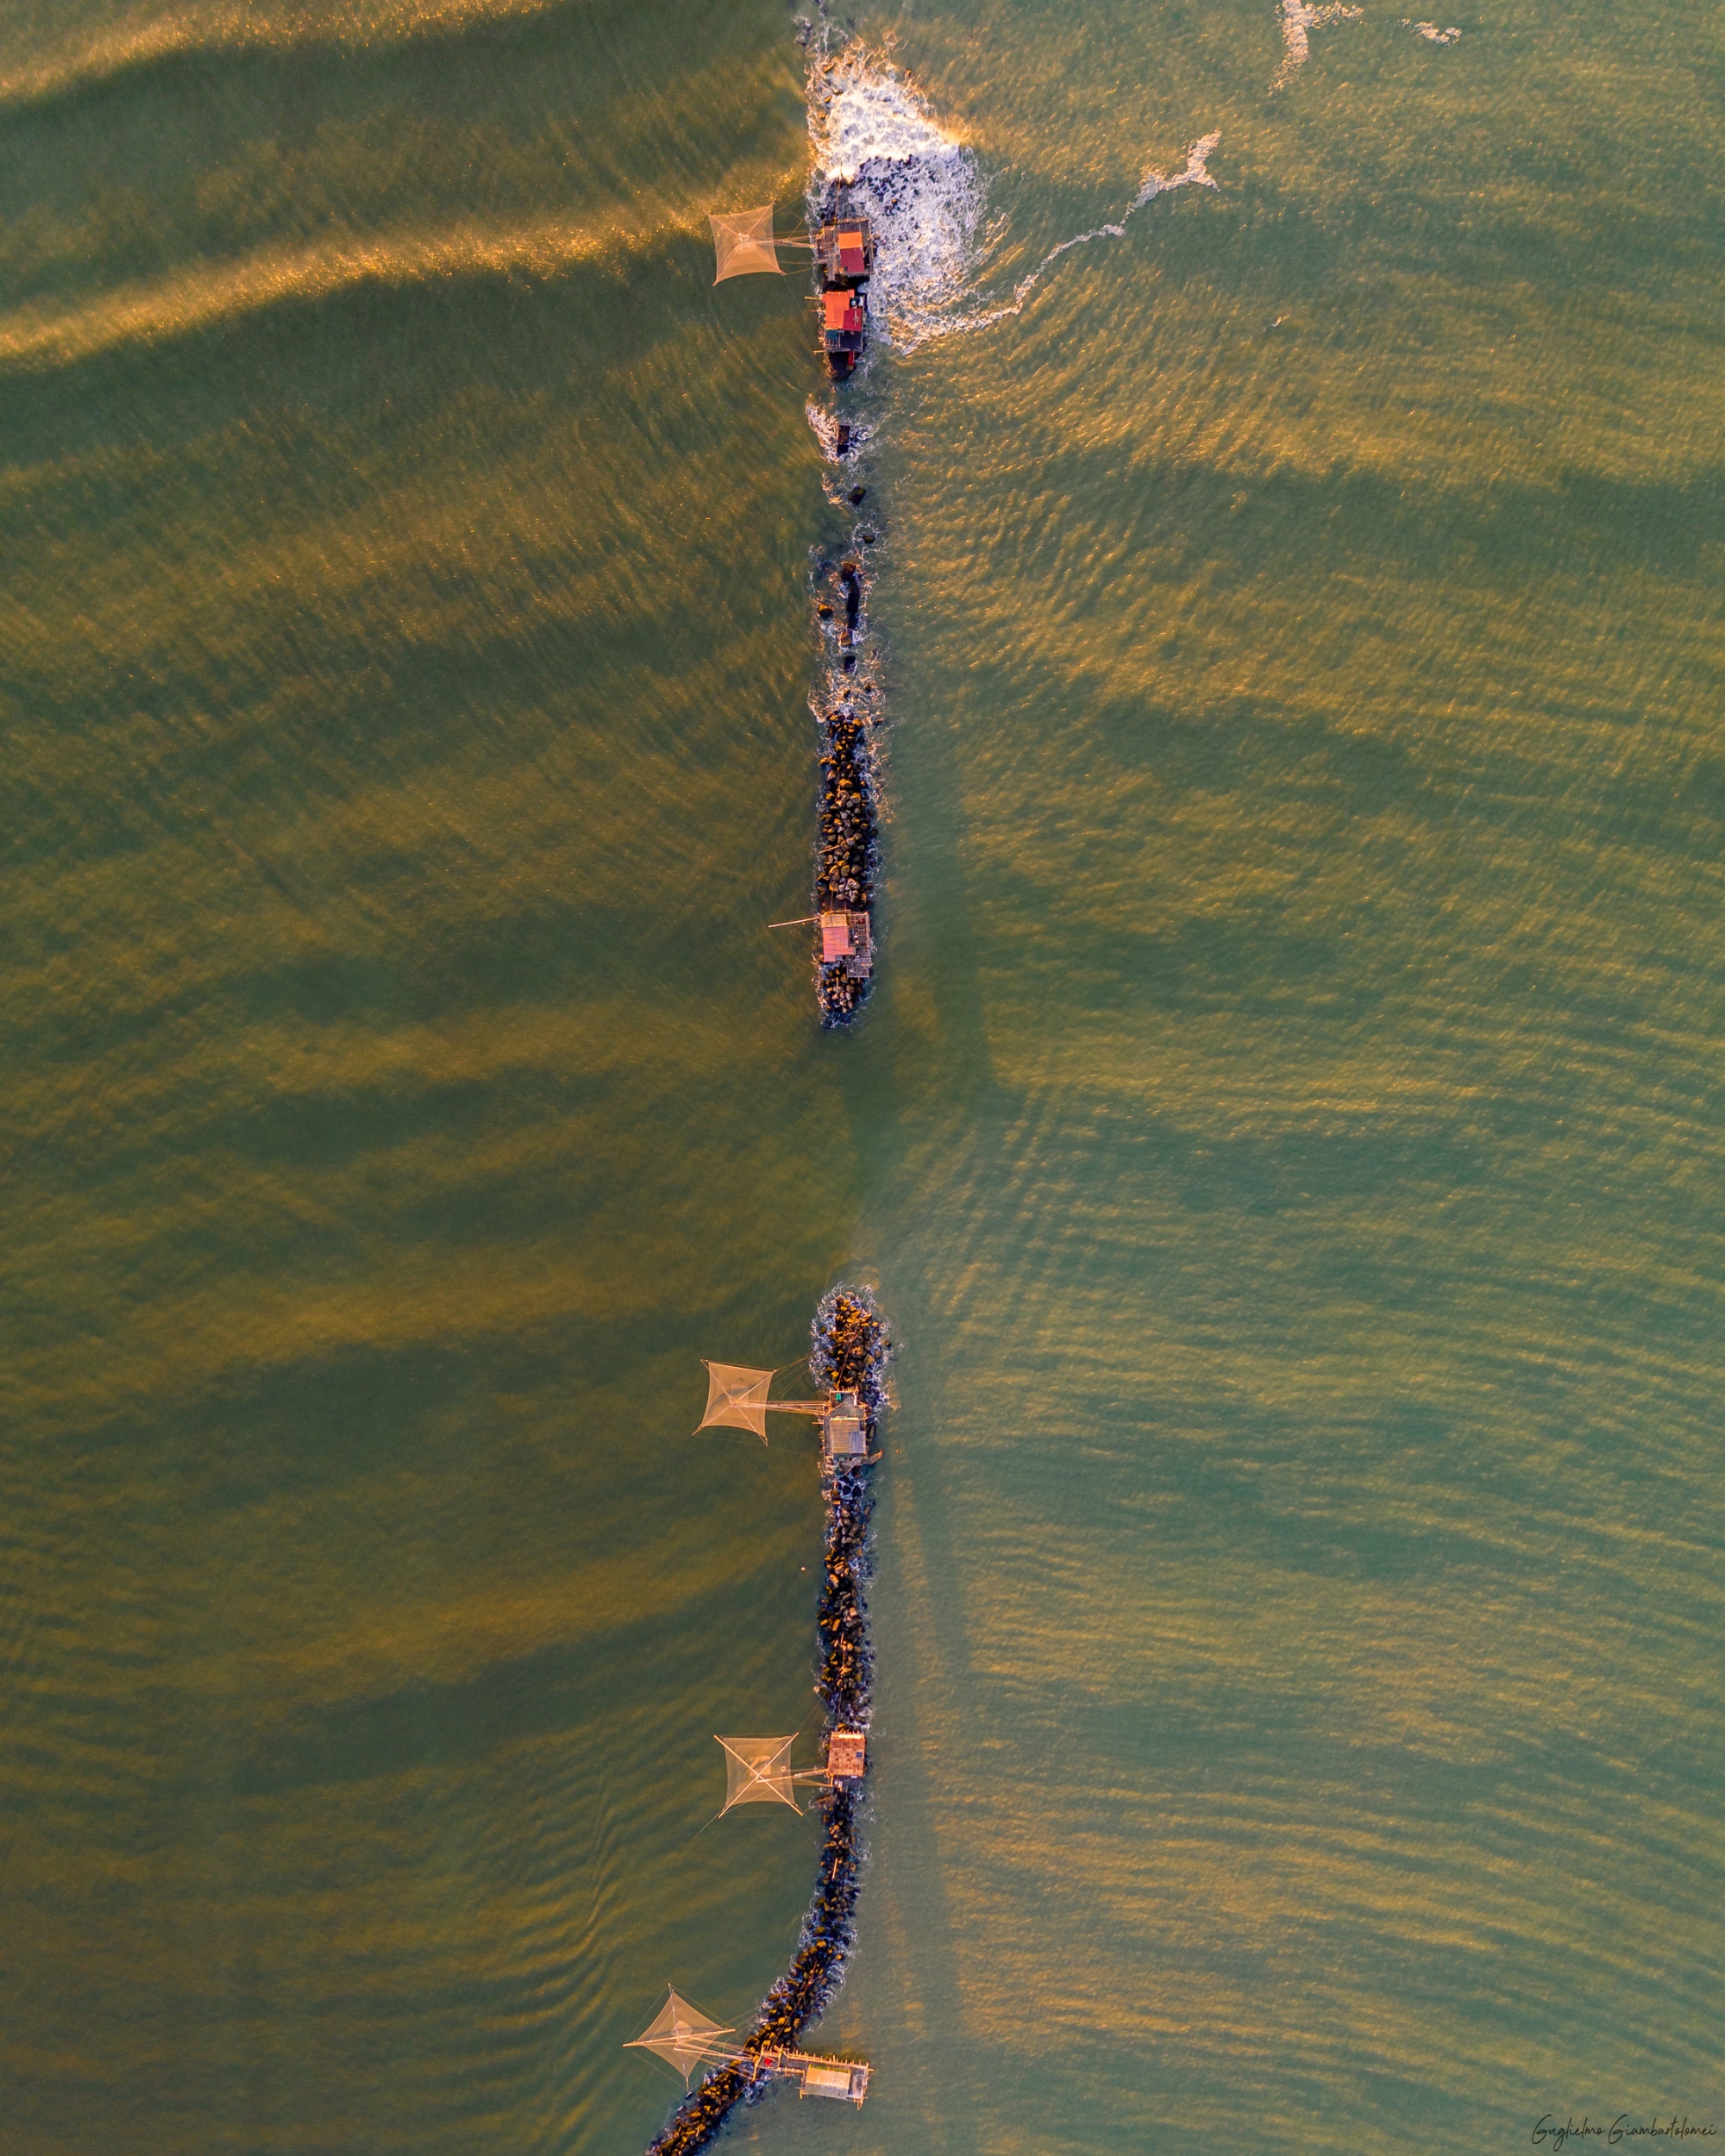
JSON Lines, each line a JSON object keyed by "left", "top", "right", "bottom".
{"left": 625, "top": 1988, "right": 735, "bottom": 2083}
{"left": 717, "top": 1734, "right": 800, "bottom": 1814}
{"left": 709, "top": 206, "right": 782, "bottom": 282}
{"left": 696, "top": 1363, "right": 776, "bottom": 1441}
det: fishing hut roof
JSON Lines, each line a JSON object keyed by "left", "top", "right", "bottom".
{"left": 717, "top": 1733, "right": 800, "bottom": 1814}
{"left": 697, "top": 1362, "right": 775, "bottom": 1440}
{"left": 820, "top": 914, "right": 856, "bottom": 962}
{"left": 709, "top": 205, "right": 782, "bottom": 283}
{"left": 826, "top": 1728, "right": 866, "bottom": 1780}
{"left": 624, "top": 1988, "right": 734, "bottom": 2084}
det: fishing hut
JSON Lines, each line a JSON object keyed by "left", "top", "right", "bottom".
{"left": 825, "top": 1727, "right": 867, "bottom": 1783}
{"left": 625, "top": 1987, "right": 872, "bottom": 2104}
{"left": 767, "top": 910, "right": 874, "bottom": 993}
{"left": 820, "top": 289, "right": 867, "bottom": 369}
{"left": 710, "top": 204, "right": 869, "bottom": 289}
{"left": 712, "top": 1727, "right": 864, "bottom": 1816}
{"left": 813, "top": 216, "right": 874, "bottom": 287}
{"left": 706, "top": 201, "right": 875, "bottom": 376}
{"left": 753, "top": 2050, "right": 872, "bottom": 2103}
{"left": 814, "top": 206, "right": 873, "bottom": 378}
{"left": 821, "top": 1388, "right": 869, "bottom": 1466}
{"left": 697, "top": 1357, "right": 877, "bottom": 1466}
{"left": 820, "top": 911, "right": 872, "bottom": 981}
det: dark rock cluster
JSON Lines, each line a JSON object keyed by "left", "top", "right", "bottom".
{"left": 810, "top": 1284, "right": 891, "bottom": 1404}
{"left": 811, "top": 1285, "right": 888, "bottom": 1732}
{"left": 643, "top": 2060, "right": 749, "bottom": 2156}
{"left": 748, "top": 1781, "right": 862, "bottom": 2049}
{"left": 813, "top": 701, "right": 879, "bottom": 1030}
{"left": 816, "top": 1470, "right": 872, "bottom": 1725}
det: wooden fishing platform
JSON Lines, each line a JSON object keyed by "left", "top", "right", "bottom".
{"left": 820, "top": 1388, "right": 869, "bottom": 1465}
{"left": 819, "top": 910, "right": 872, "bottom": 979}
{"left": 750, "top": 2050, "right": 871, "bottom": 2104}
{"left": 825, "top": 1727, "right": 866, "bottom": 1783}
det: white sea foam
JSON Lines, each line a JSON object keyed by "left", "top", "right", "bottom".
{"left": 806, "top": 51, "right": 1218, "bottom": 354}
{"left": 809, "top": 57, "right": 987, "bottom": 353}
{"left": 819, "top": 69, "right": 966, "bottom": 184}
{"left": 1273, "top": 0, "right": 1365, "bottom": 88}
{"left": 806, "top": 400, "right": 873, "bottom": 461}
{"left": 1403, "top": 18, "right": 1462, "bottom": 41}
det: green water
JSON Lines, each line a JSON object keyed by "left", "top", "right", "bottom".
{"left": 3, "top": 2, "right": 1722, "bottom": 2151}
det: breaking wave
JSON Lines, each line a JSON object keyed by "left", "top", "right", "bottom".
{"left": 806, "top": 49, "right": 1219, "bottom": 354}
{"left": 805, "top": 402, "right": 872, "bottom": 462}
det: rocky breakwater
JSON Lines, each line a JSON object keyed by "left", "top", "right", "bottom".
{"left": 643, "top": 1290, "right": 890, "bottom": 2156}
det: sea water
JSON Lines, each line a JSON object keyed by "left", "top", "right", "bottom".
{"left": 2, "top": 3, "right": 1722, "bottom": 2153}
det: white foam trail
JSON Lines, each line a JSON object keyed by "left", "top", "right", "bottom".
{"left": 806, "top": 52, "right": 1218, "bottom": 354}
{"left": 1402, "top": 17, "right": 1461, "bottom": 41}
{"left": 939, "top": 132, "right": 1220, "bottom": 345}
{"left": 1273, "top": 0, "right": 1364, "bottom": 88}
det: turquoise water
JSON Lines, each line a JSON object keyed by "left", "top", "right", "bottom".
{"left": 2, "top": 2, "right": 1722, "bottom": 2151}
